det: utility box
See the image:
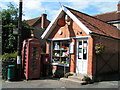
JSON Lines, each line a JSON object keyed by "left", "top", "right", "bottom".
{"left": 22, "top": 38, "right": 41, "bottom": 80}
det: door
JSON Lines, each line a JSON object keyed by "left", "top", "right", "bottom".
{"left": 29, "top": 40, "right": 41, "bottom": 79}
{"left": 76, "top": 39, "right": 88, "bottom": 74}
{"left": 22, "top": 39, "right": 41, "bottom": 80}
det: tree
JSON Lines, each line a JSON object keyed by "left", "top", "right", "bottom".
{"left": 1, "top": 3, "right": 32, "bottom": 54}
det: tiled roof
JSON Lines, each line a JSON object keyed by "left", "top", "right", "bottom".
{"left": 66, "top": 7, "right": 120, "bottom": 39}
{"left": 93, "top": 11, "right": 120, "bottom": 22}
{"left": 26, "top": 17, "right": 41, "bottom": 26}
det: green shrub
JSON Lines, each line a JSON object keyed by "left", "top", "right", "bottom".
{"left": 1, "top": 51, "right": 17, "bottom": 80}
{"left": 82, "top": 75, "right": 91, "bottom": 81}
{"left": 1, "top": 51, "right": 18, "bottom": 61}
{"left": 65, "top": 72, "right": 73, "bottom": 78}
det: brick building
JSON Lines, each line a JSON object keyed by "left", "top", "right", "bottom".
{"left": 26, "top": 14, "right": 50, "bottom": 52}
{"left": 26, "top": 14, "right": 50, "bottom": 39}
{"left": 41, "top": 4, "right": 120, "bottom": 79}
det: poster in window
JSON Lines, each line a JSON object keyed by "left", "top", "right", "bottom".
{"left": 83, "top": 41, "right": 87, "bottom": 59}
{"left": 70, "top": 42, "right": 74, "bottom": 53}
{"left": 83, "top": 43, "right": 87, "bottom": 54}
{"left": 78, "top": 48, "right": 82, "bottom": 59}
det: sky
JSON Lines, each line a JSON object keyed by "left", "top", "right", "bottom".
{"left": 0, "top": 0, "right": 120, "bottom": 21}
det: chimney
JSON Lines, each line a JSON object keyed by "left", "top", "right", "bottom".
{"left": 117, "top": 1, "right": 120, "bottom": 13}
{"left": 41, "top": 14, "right": 47, "bottom": 29}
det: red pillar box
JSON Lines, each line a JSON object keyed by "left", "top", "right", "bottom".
{"left": 41, "top": 54, "right": 51, "bottom": 76}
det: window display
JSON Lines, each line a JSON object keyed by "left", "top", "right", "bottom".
{"left": 52, "top": 40, "right": 70, "bottom": 66}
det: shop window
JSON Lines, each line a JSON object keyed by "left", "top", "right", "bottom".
{"left": 52, "top": 40, "right": 70, "bottom": 66}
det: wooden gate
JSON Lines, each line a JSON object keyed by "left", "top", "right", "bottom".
{"left": 95, "top": 52, "right": 119, "bottom": 80}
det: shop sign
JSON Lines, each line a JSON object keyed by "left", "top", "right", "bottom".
{"left": 57, "top": 18, "right": 66, "bottom": 27}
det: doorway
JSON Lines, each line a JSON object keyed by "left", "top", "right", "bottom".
{"left": 76, "top": 39, "right": 88, "bottom": 74}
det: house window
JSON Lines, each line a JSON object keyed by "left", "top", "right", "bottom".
{"left": 52, "top": 40, "right": 70, "bottom": 66}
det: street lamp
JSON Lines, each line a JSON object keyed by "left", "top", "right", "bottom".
{"left": 17, "top": 0, "right": 22, "bottom": 80}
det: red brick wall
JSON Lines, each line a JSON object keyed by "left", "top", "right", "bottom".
{"left": 87, "top": 37, "right": 94, "bottom": 76}
{"left": 70, "top": 38, "right": 76, "bottom": 73}
{"left": 46, "top": 19, "right": 120, "bottom": 76}
{"left": 46, "top": 41, "right": 49, "bottom": 54}
{"left": 48, "top": 20, "right": 87, "bottom": 39}
{"left": 46, "top": 20, "right": 92, "bottom": 74}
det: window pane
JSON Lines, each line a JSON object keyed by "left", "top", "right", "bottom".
{"left": 83, "top": 40, "right": 87, "bottom": 60}
{"left": 78, "top": 41, "right": 82, "bottom": 59}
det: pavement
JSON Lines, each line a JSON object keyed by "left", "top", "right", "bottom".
{"left": 1, "top": 76, "right": 120, "bottom": 89}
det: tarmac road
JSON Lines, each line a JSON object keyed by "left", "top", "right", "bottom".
{"left": 1, "top": 77, "right": 119, "bottom": 89}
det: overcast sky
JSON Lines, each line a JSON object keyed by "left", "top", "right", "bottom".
{"left": 0, "top": 0, "right": 120, "bottom": 21}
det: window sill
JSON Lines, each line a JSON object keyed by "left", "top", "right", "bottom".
{"left": 52, "top": 63, "right": 69, "bottom": 67}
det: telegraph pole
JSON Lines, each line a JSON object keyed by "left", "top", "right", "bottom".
{"left": 17, "top": 0, "right": 22, "bottom": 80}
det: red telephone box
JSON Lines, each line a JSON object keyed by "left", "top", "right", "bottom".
{"left": 22, "top": 38, "right": 41, "bottom": 80}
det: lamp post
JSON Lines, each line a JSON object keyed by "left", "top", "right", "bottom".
{"left": 17, "top": 0, "right": 22, "bottom": 80}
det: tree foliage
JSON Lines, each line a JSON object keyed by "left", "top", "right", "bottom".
{"left": 1, "top": 3, "right": 18, "bottom": 28}
{"left": 1, "top": 3, "right": 31, "bottom": 54}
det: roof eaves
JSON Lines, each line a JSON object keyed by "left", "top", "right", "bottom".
{"left": 41, "top": 6, "right": 93, "bottom": 39}
{"left": 41, "top": 8, "right": 64, "bottom": 39}
{"left": 62, "top": 6, "right": 92, "bottom": 35}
